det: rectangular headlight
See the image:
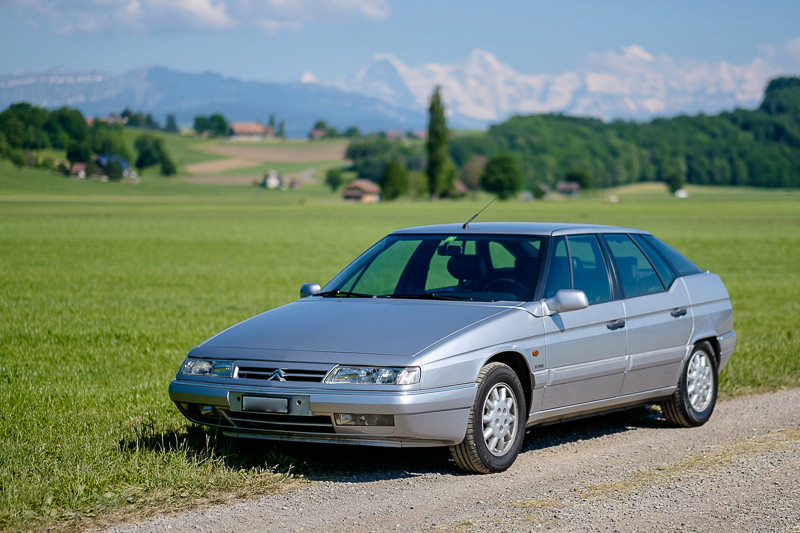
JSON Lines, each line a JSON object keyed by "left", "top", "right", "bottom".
{"left": 179, "top": 358, "right": 234, "bottom": 378}
{"left": 324, "top": 365, "right": 420, "bottom": 385}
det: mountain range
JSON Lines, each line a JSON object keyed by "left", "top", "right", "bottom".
{"left": 334, "top": 47, "right": 773, "bottom": 125}
{"left": 0, "top": 46, "right": 785, "bottom": 135}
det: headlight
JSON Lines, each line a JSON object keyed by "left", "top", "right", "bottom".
{"left": 179, "top": 358, "right": 234, "bottom": 378}
{"left": 324, "top": 365, "right": 420, "bottom": 385}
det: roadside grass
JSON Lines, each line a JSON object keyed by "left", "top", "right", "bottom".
{"left": 1, "top": 163, "right": 799, "bottom": 530}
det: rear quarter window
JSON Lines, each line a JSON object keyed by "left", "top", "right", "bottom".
{"left": 641, "top": 235, "right": 703, "bottom": 277}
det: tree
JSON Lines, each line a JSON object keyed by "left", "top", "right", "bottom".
{"left": 426, "top": 85, "right": 452, "bottom": 198}
{"left": 344, "top": 126, "right": 361, "bottom": 138}
{"left": 481, "top": 154, "right": 523, "bottom": 199}
{"left": 193, "top": 114, "right": 230, "bottom": 137}
{"left": 134, "top": 134, "right": 163, "bottom": 170}
{"left": 277, "top": 120, "right": 285, "bottom": 138}
{"left": 381, "top": 160, "right": 409, "bottom": 201}
{"left": 193, "top": 116, "right": 209, "bottom": 136}
{"left": 208, "top": 114, "right": 230, "bottom": 137}
{"left": 665, "top": 172, "right": 685, "bottom": 194}
{"left": 160, "top": 154, "right": 177, "bottom": 176}
{"left": 90, "top": 122, "right": 130, "bottom": 161}
{"left": 164, "top": 113, "right": 179, "bottom": 133}
{"left": 325, "top": 167, "right": 344, "bottom": 191}
{"left": 105, "top": 158, "right": 124, "bottom": 181}
{"left": 66, "top": 141, "right": 91, "bottom": 165}
{"left": 565, "top": 168, "right": 592, "bottom": 189}
{"left": 134, "top": 133, "right": 176, "bottom": 176}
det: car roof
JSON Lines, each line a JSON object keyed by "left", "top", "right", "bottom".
{"left": 391, "top": 222, "right": 647, "bottom": 237}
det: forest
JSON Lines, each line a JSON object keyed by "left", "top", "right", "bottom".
{"left": 450, "top": 77, "right": 800, "bottom": 190}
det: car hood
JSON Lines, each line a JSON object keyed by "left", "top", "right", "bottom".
{"left": 193, "top": 297, "right": 515, "bottom": 358}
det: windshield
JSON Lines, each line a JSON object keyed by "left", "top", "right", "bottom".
{"left": 321, "top": 234, "right": 544, "bottom": 302}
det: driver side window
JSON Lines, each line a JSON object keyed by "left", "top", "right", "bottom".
{"left": 544, "top": 235, "right": 612, "bottom": 304}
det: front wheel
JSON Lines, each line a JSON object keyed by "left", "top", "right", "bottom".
{"left": 661, "top": 342, "right": 718, "bottom": 427}
{"left": 449, "top": 362, "right": 526, "bottom": 473}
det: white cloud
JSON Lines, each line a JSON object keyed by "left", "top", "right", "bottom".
{"left": 6, "top": 0, "right": 389, "bottom": 33}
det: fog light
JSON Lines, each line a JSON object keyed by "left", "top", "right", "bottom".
{"left": 334, "top": 413, "right": 395, "bottom": 426}
{"left": 200, "top": 405, "right": 215, "bottom": 416}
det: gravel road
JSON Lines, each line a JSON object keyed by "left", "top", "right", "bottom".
{"left": 108, "top": 388, "right": 800, "bottom": 533}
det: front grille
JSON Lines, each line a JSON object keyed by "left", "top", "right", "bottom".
{"left": 236, "top": 366, "right": 329, "bottom": 383}
{"left": 224, "top": 411, "right": 335, "bottom": 433}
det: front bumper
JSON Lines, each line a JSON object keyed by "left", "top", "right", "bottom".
{"left": 169, "top": 379, "right": 476, "bottom": 447}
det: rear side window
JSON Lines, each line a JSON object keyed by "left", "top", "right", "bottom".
{"left": 641, "top": 235, "right": 703, "bottom": 276}
{"left": 631, "top": 234, "right": 677, "bottom": 288}
{"left": 603, "top": 234, "right": 665, "bottom": 298}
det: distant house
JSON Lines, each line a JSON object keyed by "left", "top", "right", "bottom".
{"left": 343, "top": 179, "right": 381, "bottom": 203}
{"left": 86, "top": 115, "right": 127, "bottom": 126}
{"left": 95, "top": 154, "right": 134, "bottom": 180}
{"left": 409, "top": 129, "right": 428, "bottom": 140}
{"left": 231, "top": 122, "right": 271, "bottom": 140}
{"left": 309, "top": 128, "right": 327, "bottom": 140}
{"left": 556, "top": 181, "right": 580, "bottom": 196}
{"left": 383, "top": 129, "right": 405, "bottom": 140}
{"left": 70, "top": 162, "right": 88, "bottom": 178}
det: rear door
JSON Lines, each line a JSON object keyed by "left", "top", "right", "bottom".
{"left": 602, "top": 233, "right": 693, "bottom": 395}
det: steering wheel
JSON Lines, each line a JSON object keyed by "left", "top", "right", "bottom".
{"left": 484, "top": 278, "right": 528, "bottom": 297}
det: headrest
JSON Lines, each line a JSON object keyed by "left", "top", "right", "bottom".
{"left": 447, "top": 254, "right": 486, "bottom": 281}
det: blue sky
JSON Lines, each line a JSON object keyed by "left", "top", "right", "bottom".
{"left": 2, "top": 0, "right": 799, "bottom": 83}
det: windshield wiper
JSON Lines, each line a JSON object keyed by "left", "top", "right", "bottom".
{"left": 315, "top": 289, "right": 376, "bottom": 298}
{"left": 388, "top": 292, "right": 473, "bottom": 301}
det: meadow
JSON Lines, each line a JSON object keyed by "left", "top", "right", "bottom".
{"left": 1, "top": 161, "right": 799, "bottom": 531}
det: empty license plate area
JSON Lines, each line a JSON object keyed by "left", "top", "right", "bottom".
{"left": 242, "top": 396, "right": 287, "bottom": 413}
{"left": 229, "top": 392, "right": 312, "bottom": 415}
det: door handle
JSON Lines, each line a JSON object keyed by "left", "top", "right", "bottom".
{"left": 607, "top": 319, "right": 626, "bottom": 330}
{"left": 671, "top": 307, "right": 687, "bottom": 318}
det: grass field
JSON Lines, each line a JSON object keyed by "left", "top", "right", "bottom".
{"left": 1, "top": 162, "right": 799, "bottom": 531}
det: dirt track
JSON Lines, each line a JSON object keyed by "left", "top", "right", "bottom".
{"left": 185, "top": 142, "right": 348, "bottom": 175}
{"left": 107, "top": 389, "right": 800, "bottom": 532}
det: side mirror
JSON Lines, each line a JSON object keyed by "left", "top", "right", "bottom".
{"left": 544, "top": 289, "right": 588, "bottom": 315}
{"left": 300, "top": 282, "right": 321, "bottom": 298}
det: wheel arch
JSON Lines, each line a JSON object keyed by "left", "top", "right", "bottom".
{"left": 694, "top": 336, "right": 721, "bottom": 367}
{"left": 485, "top": 351, "right": 532, "bottom": 413}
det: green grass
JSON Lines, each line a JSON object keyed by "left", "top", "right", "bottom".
{"left": 1, "top": 164, "right": 799, "bottom": 530}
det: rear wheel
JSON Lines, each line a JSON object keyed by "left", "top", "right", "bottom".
{"left": 450, "top": 362, "right": 526, "bottom": 473}
{"left": 661, "top": 342, "right": 718, "bottom": 427}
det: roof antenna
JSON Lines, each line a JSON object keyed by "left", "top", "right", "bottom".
{"left": 462, "top": 197, "right": 497, "bottom": 230}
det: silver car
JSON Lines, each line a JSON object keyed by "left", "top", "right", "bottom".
{"left": 169, "top": 222, "right": 736, "bottom": 473}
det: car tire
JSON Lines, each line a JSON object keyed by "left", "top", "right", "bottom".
{"left": 661, "top": 341, "right": 718, "bottom": 427}
{"left": 449, "top": 362, "right": 526, "bottom": 474}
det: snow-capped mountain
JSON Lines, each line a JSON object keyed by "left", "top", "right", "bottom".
{"left": 335, "top": 46, "right": 783, "bottom": 125}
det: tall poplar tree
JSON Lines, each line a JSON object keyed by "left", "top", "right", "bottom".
{"left": 426, "top": 85, "right": 452, "bottom": 198}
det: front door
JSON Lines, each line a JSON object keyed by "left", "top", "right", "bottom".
{"left": 539, "top": 235, "right": 627, "bottom": 411}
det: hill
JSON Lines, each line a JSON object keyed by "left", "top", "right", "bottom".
{"left": 450, "top": 77, "right": 800, "bottom": 189}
